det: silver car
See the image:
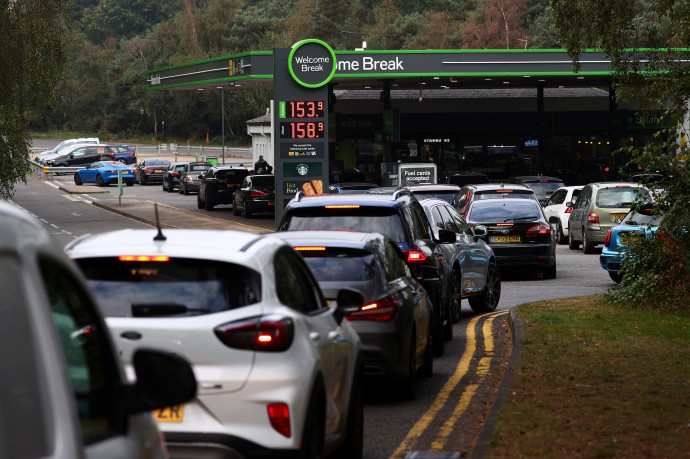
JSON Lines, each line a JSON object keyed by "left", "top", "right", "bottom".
{"left": 66, "top": 228, "right": 364, "bottom": 458}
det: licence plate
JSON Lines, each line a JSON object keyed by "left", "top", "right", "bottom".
{"left": 620, "top": 236, "right": 637, "bottom": 245}
{"left": 612, "top": 213, "right": 626, "bottom": 221}
{"left": 154, "top": 169, "right": 163, "bottom": 173}
{"left": 153, "top": 405, "right": 184, "bottom": 423}
{"left": 268, "top": 201, "right": 275, "bottom": 206}
{"left": 492, "top": 235, "right": 521, "bottom": 243}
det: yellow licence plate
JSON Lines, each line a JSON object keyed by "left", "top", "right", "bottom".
{"left": 268, "top": 201, "right": 275, "bottom": 206}
{"left": 612, "top": 213, "right": 626, "bottom": 221}
{"left": 154, "top": 169, "right": 163, "bottom": 173}
{"left": 620, "top": 236, "right": 637, "bottom": 245}
{"left": 492, "top": 235, "right": 521, "bottom": 243}
{"left": 153, "top": 404, "right": 184, "bottom": 423}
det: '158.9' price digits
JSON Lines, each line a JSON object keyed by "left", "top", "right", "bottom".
{"left": 280, "top": 122, "right": 325, "bottom": 139}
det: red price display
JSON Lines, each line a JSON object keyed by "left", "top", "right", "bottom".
{"left": 286, "top": 101, "right": 325, "bottom": 118}
{"left": 280, "top": 122, "right": 325, "bottom": 139}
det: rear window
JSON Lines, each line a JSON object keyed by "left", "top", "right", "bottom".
{"left": 190, "top": 164, "right": 211, "bottom": 172}
{"left": 252, "top": 176, "right": 275, "bottom": 187}
{"left": 75, "top": 257, "right": 261, "bottom": 318}
{"left": 411, "top": 191, "right": 458, "bottom": 204}
{"left": 522, "top": 181, "right": 565, "bottom": 195}
{"left": 468, "top": 201, "right": 542, "bottom": 222}
{"left": 283, "top": 207, "right": 407, "bottom": 242}
{"left": 596, "top": 187, "right": 649, "bottom": 208}
{"left": 475, "top": 189, "right": 535, "bottom": 199}
{"left": 218, "top": 170, "right": 249, "bottom": 181}
{"left": 299, "top": 248, "right": 376, "bottom": 282}
{"left": 147, "top": 159, "right": 169, "bottom": 166}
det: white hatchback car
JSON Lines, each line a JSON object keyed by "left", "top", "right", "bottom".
{"left": 66, "top": 228, "right": 364, "bottom": 459}
{"left": 542, "top": 185, "right": 584, "bottom": 244}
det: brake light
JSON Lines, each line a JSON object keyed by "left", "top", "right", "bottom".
{"left": 604, "top": 229, "right": 612, "bottom": 247}
{"left": 214, "top": 315, "right": 294, "bottom": 352}
{"left": 250, "top": 190, "right": 266, "bottom": 197}
{"left": 129, "top": 152, "right": 135, "bottom": 156}
{"left": 348, "top": 295, "right": 399, "bottom": 321}
{"left": 565, "top": 206, "right": 574, "bottom": 213}
{"left": 118, "top": 255, "right": 170, "bottom": 262}
{"left": 539, "top": 180, "right": 549, "bottom": 183}
{"left": 144, "top": 168, "right": 153, "bottom": 173}
{"left": 405, "top": 250, "right": 427, "bottom": 263}
{"left": 267, "top": 403, "right": 291, "bottom": 438}
{"left": 526, "top": 223, "right": 551, "bottom": 235}
{"left": 497, "top": 223, "right": 513, "bottom": 226}
{"left": 588, "top": 212, "right": 600, "bottom": 224}
{"left": 171, "top": 172, "right": 179, "bottom": 176}
{"left": 496, "top": 189, "right": 514, "bottom": 193}
{"left": 325, "top": 205, "right": 360, "bottom": 209}
{"left": 108, "top": 152, "right": 115, "bottom": 158}
{"left": 293, "top": 246, "right": 326, "bottom": 251}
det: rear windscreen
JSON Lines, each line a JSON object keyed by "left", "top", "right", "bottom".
{"left": 596, "top": 187, "right": 649, "bottom": 208}
{"left": 412, "top": 191, "right": 457, "bottom": 204}
{"left": 75, "top": 257, "right": 261, "bottom": 318}
{"left": 299, "top": 248, "right": 376, "bottom": 282}
{"left": 284, "top": 207, "right": 407, "bottom": 242}
{"left": 252, "top": 176, "right": 275, "bottom": 187}
{"left": 522, "top": 181, "right": 564, "bottom": 194}
{"left": 190, "top": 164, "right": 211, "bottom": 171}
{"left": 468, "top": 201, "right": 542, "bottom": 222}
{"left": 475, "top": 190, "right": 535, "bottom": 199}
{"left": 218, "top": 170, "right": 248, "bottom": 181}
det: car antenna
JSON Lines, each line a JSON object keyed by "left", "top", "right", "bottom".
{"left": 153, "top": 203, "right": 167, "bottom": 241}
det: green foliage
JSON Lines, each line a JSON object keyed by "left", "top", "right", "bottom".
{"left": 0, "top": 0, "right": 71, "bottom": 198}
{"left": 81, "top": 0, "right": 174, "bottom": 43}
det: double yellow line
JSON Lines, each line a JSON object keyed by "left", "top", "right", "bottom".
{"left": 390, "top": 310, "right": 509, "bottom": 458}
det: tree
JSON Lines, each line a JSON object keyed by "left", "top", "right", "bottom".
{"left": 0, "top": 0, "right": 71, "bottom": 199}
{"left": 552, "top": 0, "right": 690, "bottom": 310}
{"left": 461, "top": 0, "right": 530, "bottom": 49}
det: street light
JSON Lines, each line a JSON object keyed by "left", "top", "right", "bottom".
{"left": 139, "top": 35, "right": 166, "bottom": 144}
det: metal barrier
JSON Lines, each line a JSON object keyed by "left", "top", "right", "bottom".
{"left": 134, "top": 144, "right": 251, "bottom": 159}
{"left": 29, "top": 160, "right": 80, "bottom": 180}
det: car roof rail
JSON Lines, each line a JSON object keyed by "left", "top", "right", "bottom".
{"left": 391, "top": 188, "right": 409, "bottom": 200}
{"left": 295, "top": 190, "right": 305, "bottom": 202}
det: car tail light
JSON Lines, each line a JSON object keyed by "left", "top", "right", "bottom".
{"left": 293, "top": 246, "right": 326, "bottom": 252}
{"left": 129, "top": 152, "right": 135, "bottom": 156}
{"left": 526, "top": 223, "right": 551, "bottom": 235}
{"left": 348, "top": 295, "right": 399, "bottom": 321}
{"left": 171, "top": 172, "right": 179, "bottom": 176}
{"left": 118, "top": 255, "right": 170, "bottom": 262}
{"left": 404, "top": 250, "right": 427, "bottom": 263}
{"left": 108, "top": 152, "right": 115, "bottom": 158}
{"left": 214, "top": 315, "right": 294, "bottom": 352}
{"left": 267, "top": 403, "right": 291, "bottom": 438}
{"left": 250, "top": 190, "right": 266, "bottom": 197}
{"left": 565, "top": 206, "right": 574, "bottom": 213}
{"left": 496, "top": 189, "right": 514, "bottom": 193}
{"left": 588, "top": 212, "right": 600, "bottom": 224}
{"left": 604, "top": 229, "right": 612, "bottom": 247}
{"left": 325, "top": 205, "right": 360, "bottom": 209}
{"left": 144, "top": 168, "right": 153, "bottom": 173}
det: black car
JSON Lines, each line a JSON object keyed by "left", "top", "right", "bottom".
{"left": 162, "top": 161, "right": 189, "bottom": 192}
{"left": 179, "top": 162, "right": 213, "bottom": 195}
{"left": 509, "top": 176, "right": 566, "bottom": 206}
{"left": 44, "top": 144, "right": 111, "bottom": 167}
{"left": 453, "top": 183, "right": 539, "bottom": 218}
{"left": 417, "top": 198, "right": 501, "bottom": 320}
{"left": 232, "top": 174, "right": 276, "bottom": 217}
{"left": 401, "top": 183, "right": 462, "bottom": 205}
{"left": 274, "top": 230, "right": 433, "bottom": 399}
{"left": 464, "top": 197, "right": 557, "bottom": 279}
{"left": 134, "top": 158, "right": 171, "bottom": 185}
{"left": 277, "top": 190, "right": 455, "bottom": 356}
{"left": 197, "top": 166, "right": 250, "bottom": 210}
{"left": 446, "top": 172, "right": 491, "bottom": 187}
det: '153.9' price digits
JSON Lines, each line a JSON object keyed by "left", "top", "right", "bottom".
{"left": 280, "top": 122, "right": 325, "bottom": 139}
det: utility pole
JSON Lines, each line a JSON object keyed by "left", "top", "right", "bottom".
{"left": 139, "top": 36, "right": 166, "bottom": 144}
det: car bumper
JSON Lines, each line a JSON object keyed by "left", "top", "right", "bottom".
{"left": 165, "top": 433, "right": 302, "bottom": 459}
{"left": 491, "top": 243, "right": 555, "bottom": 268}
{"left": 352, "top": 322, "right": 409, "bottom": 381}
{"left": 600, "top": 247, "right": 622, "bottom": 272}
{"left": 245, "top": 199, "right": 276, "bottom": 213}
{"left": 143, "top": 174, "right": 165, "bottom": 183}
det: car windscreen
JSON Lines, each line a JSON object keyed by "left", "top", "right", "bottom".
{"left": 411, "top": 191, "right": 457, "bottom": 204}
{"left": 522, "top": 181, "right": 564, "bottom": 195}
{"left": 299, "top": 248, "right": 376, "bottom": 282}
{"left": 75, "top": 257, "right": 261, "bottom": 318}
{"left": 622, "top": 211, "right": 661, "bottom": 226}
{"left": 217, "top": 170, "right": 248, "bottom": 181}
{"left": 596, "top": 187, "right": 649, "bottom": 208}
{"left": 284, "top": 207, "right": 407, "bottom": 242}
{"left": 190, "top": 164, "right": 211, "bottom": 171}
{"left": 468, "top": 201, "right": 542, "bottom": 222}
{"left": 147, "top": 159, "right": 169, "bottom": 166}
{"left": 475, "top": 190, "right": 535, "bottom": 199}
{"left": 252, "top": 176, "right": 275, "bottom": 188}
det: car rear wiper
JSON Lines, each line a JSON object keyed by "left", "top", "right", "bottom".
{"left": 504, "top": 216, "right": 539, "bottom": 222}
{"left": 132, "top": 303, "right": 211, "bottom": 317}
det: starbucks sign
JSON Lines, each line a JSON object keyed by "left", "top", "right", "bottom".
{"left": 288, "top": 39, "right": 336, "bottom": 88}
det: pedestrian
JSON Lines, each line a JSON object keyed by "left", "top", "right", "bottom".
{"left": 254, "top": 155, "right": 270, "bottom": 174}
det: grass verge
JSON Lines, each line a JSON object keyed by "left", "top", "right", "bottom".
{"left": 486, "top": 294, "right": 690, "bottom": 458}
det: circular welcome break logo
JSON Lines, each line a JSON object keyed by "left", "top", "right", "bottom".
{"left": 288, "top": 39, "right": 336, "bottom": 88}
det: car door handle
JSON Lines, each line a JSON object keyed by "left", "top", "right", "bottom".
{"left": 120, "top": 331, "right": 142, "bottom": 340}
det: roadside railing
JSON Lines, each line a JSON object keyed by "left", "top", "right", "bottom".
{"left": 29, "top": 160, "right": 80, "bottom": 180}
{"left": 135, "top": 144, "right": 251, "bottom": 159}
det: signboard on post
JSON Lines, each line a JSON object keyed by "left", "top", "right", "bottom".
{"left": 274, "top": 40, "right": 333, "bottom": 223}
{"left": 398, "top": 163, "right": 437, "bottom": 185}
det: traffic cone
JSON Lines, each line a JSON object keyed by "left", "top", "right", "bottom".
{"left": 206, "top": 132, "right": 209, "bottom": 143}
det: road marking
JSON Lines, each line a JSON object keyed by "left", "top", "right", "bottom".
{"left": 144, "top": 200, "right": 273, "bottom": 232}
{"left": 394, "top": 311, "right": 509, "bottom": 458}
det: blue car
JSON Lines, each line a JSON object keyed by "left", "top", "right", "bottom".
{"left": 600, "top": 205, "right": 660, "bottom": 283}
{"left": 73, "top": 161, "right": 135, "bottom": 187}
{"left": 103, "top": 144, "right": 137, "bottom": 165}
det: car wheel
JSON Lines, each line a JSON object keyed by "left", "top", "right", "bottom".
{"left": 183, "top": 184, "right": 190, "bottom": 195}
{"left": 420, "top": 328, "right": 433, "bottom": 379}
{"left": 242, "top": 202, "right": 252, "bottom": 218}
{"left": 609, "top": 270, "right": 623, "bottom": 283}
{"left": 162, "top": 180, "right": 168, "bottom": 191}
{"left": 126, "top": 179, "right": 134, "bottom": 187}
{"left": 118, "top": 159, "right": 126, "bottom": 164}
{"left": 555, "top": 220, "right": 567, "bottom": 244}
{"left": 73, "top": 173, "right": 82, "bottom": 186}
{"left": 400, "top": 332, "right": 417, "bottom": 400}
{"left": 178, "top": 183, "right": 184, "bottom": 194}
{"left": 331, "top": 358, "right": 364, "bottom": 459}
{"left": 204, "top": 192, "right": 215, "bottom": 211}
{"left": 233, "top": 200, "right": 241, "bottom": 216}
{"left": 432, "top": 316, "right": 445, "bottom": 357}
{"left": 582, "top": 228, "right": 595, "bottom": 254}
{"left": 469, "top": 262, "right": 501, "bottom": 313}
{"left": 450, "top": 269, "right": 462, "bottom": 324}
{"left": 196, "top": 192, "right": 204, "bottom": 209}
{"left": 96, "top": 174, "right": 105, "bottom": 187}
{"left": 141, "top": 175, "right": 147, "bottom": 186}
{"left": 300, "top": 385, "right": 325, "bottom": 459}
{"left": 568, "top": 228, "right": 580, "bottom": 250}
{"left": 543, "top": 260, "right": 557, "bottom": 279}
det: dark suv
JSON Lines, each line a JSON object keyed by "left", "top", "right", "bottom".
{"left": 277, "top": 190, "right": 455, "bottom": 356}
{"left": 453, "top": 183, "right": 539, "bottom": 218}
{"left": 509, "top": 175, "right": 566, "bottom": 206}
{"left": 197, "top": 166, "right": 250, "bottom": 210}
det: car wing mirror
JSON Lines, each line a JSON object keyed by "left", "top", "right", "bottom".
{"left": 565, "top": 201, "right": 574, "bottom": 207}
{"left": 120, "top": 349, "right": 197, "bottom": 415}
{"left": 472, "top": 225, "right": 488, "bottom": 237}
{"left": 437, "top": 228, "right": 457, "bottom": 243}
{"left": 333, "top": 287, "right": 364, "bottom": 325}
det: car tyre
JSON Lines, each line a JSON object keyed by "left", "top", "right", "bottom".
{"left": 140, "top": 175, "right": 147, "bottom": 186}
{"left": 555, "top": 220, "right": 567, "bottom": 244}
{"left": 568, "top": 228, "right": 580, "bottom": 250}
{"left": 469, "top": 262, "right": 501, "bottom": 313}
{"left": 183, "top": 185, "right": 190, "bottom": 195}
{"left": 400, "top": 333, "right": 417, "bottom": 400}
{"left": 609, "top": 270, "right": 623, "bottom": 283}
{"left": 196, "top": 193, "right": 204, "bottom": 209}
{"left": 582, "top": 228, "right": 595, "bottom": 254}
{"left": 331, "top": 359, "right": 364, "bottom": 459}
{"left": 432, "top": 317, "right": 445, "bottom": 357}
{"left": 126, "top": 179, "right": 134, "bottom": 187}
{"left": 242, "top": 202, "right": 252, "bottom": 218}
{"left": 204, "top": 192, "right": 215, "bottom": 211}
{"left": 96, "top": 174, "right": 105, "bottom": 187}
{"left": 543, "top": 260, "right": 557, "bottom": 279}
{"left": 73, "top": 173, "right": 82, "bottom": 186}
{"left": 233, "top": 200, "right": 241, "bottom": 216}
{"left": 450, "top": 269, "right": 462, "bottom": 324}
{"left": 300, "top": 385, "right": 325, "bottom": 459}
